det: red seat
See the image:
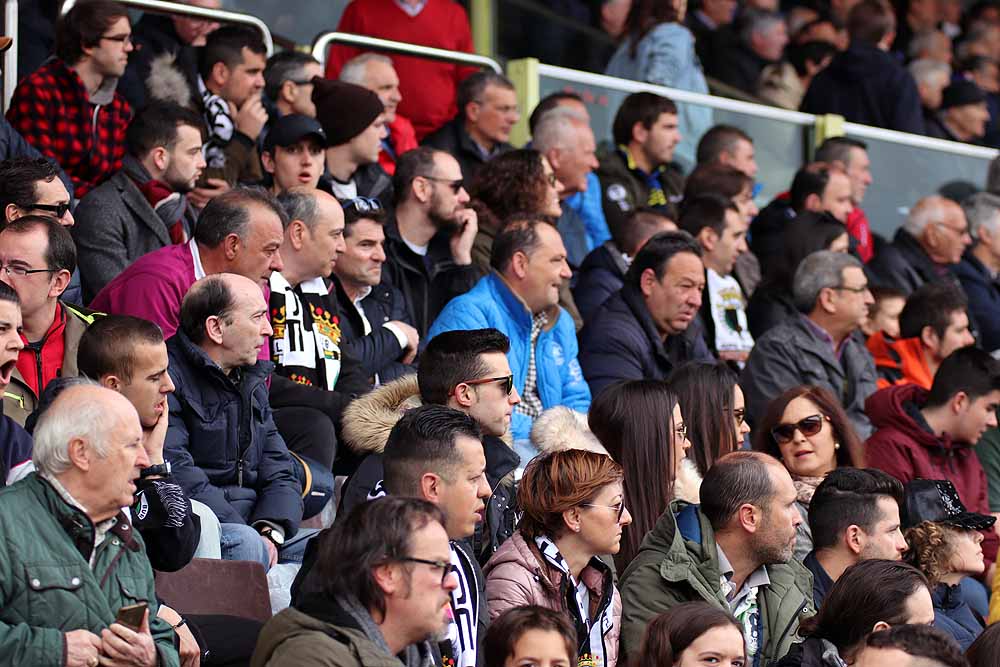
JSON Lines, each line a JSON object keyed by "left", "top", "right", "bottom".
{"left": 155, "top": 558, "right": 271, "bottom": 623}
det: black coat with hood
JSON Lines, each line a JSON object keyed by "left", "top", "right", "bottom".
{"left": 800, "top": 43, "right": 924, "bottom": 135}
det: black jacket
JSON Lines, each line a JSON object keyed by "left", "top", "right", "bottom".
{"left": 952, "top": 251, "right": 1000, "bottom": 353}
{"left": 132, "top": 475, "right": 201, "bottom": 573}
{"left": 707, "top": 35, "right": 773, "bottom": 95}
{"left": 773, "top": 637, "right": 847, "bottom": 667}
{"left": 319, "top": 162, "right": 394, "bottom": 209}
{"left": 165, "top": 330, "right": 303, "bottom": 537}
{"left": 747, "top": 283, "right": 798, "bottom": 340}
{"left": 573, "top": 241, "right": 628, "bottom": 323}
{"left": 578, "top": 285, "right": 712, "bottom": 398}
{"left": 868, "top": 227, "right": 957, "bottom": 295}
{"left": 421, "top": 116, "right": 513, "bottom": 182}
{"left": 381, "top": 219, "right": 479, "bottom": 337}
{"left": 118, "top": 13, "right": 198, "bottom": 110}
{"left": 749, "top": 195, "right": 796, "bottom": 275}
{"left": 803, "top": 551, "right": 834, "bottom": 610}
{"left": 800, "top": 43, "right": 924, "bottom": 135}
{"left": 332, "top": 277, "right": 415, "bottom": 384}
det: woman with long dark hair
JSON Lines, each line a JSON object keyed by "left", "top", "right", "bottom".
{"left": 484, "top": 449, "right": 630, "bottom": 666}
{"left": 634, "top": 601, "right": 745, "bottom": 667}
{"left": 588, "top": 380, "right": 693, "bottom": 570}
{"left": 754, "top": 385, "right": 863, "bottom": 558}
{"left": 668, "top": 361, "right": 751, "bottom": 476}
{"left": 774, "top": 559, "right": 935, "bottom": 667}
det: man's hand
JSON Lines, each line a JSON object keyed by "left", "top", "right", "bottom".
{"left": 157, "top": 605, "right": 200, "bottom": 667}
{"left": 142, "top": 408, "right": 169, "bottom": 466}
{"left": 389, "top": 321, "right": 419, "bottom": 365}
{"left": 261, "top": 534, "right": 279, "bottom": 568}
{"left": 232, "top": 94, "right": 268, "bottom": 141}
{"left": 188, "top": 178, "right": 230, "bottom": 210}
{"left": 449, "top": 208, "right": 478, "bottom": 266}
{"left": 99, "top": 609, "right": 157, "bottom": 666}
{"left": 65, "top": 629, "right": 102, "bottom": 667}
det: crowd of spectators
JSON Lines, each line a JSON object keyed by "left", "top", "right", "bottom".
{"left": 8, "top": 1, "right": 1000, "bottom": 667}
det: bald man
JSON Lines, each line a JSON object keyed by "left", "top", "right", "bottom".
{"left": 165, "top": 273, "right": 308, "bottom": 571}
{"left": 0, "top": 384, "right": 179, "bottom": 666}
{"left": 268, "top": 188, "right": 369, "bottom": 473}
{"left": 870, "top": 195, "right": 973, "bottom": 295}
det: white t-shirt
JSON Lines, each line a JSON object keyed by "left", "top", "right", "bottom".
{"left": 706, "top": 268, "right": 754, "bottom": 358}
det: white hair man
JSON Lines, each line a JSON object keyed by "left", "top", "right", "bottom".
{"left": 533, "top": 106, "right": 601, "bottom": 267}
{"left": 955, "top": 192, "right": 1000, "bottom": 352}
{"left": 0, "top": 384, "right": 179, "bottom": 666}
{"left": 340, "top": 53, "right": 418, "bottom": 176}
{"left": 869, "top": 194, "right": 972, "bottom": 294}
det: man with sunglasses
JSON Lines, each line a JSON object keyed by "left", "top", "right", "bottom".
{"left": 0, "top": 217, "right": 100, "bottom": 426}
{"left": 268, "top": 188, "right": 369, "bottom": 473}
{"left": 7, "top": 0, "right": 133, "bottom": 198}
{"left": 742, "top": 250, "right": 878, "bottom": 438}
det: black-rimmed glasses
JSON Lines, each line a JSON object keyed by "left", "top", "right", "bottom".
{"left": 28, "top": 202, "right": 71, "bottom": 218}
{"left": 0, "top": 264, "right": 57, "bottom": 278}
{"left": 399, "top": 557, "right": 453, "bottom": 586}
{"left": 101, "top": 33, "right": 134, "bottom": 46}
{"left": 461, "top": 374, "right": 514, "bottom": 396}
{"left": 832, "top": 283, "right": 870, "bottom": 294}
{"left": 582, "top": 502, "right": 627, "bottom": 523}
{"left": 342, "top": 197, "right": 383, "bottom": 214}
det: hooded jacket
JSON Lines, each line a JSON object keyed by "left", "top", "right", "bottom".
{"left": 864, "top": 383, "right": 998, "bottom": 570}
{"left": 427, "top": 272, "right": 592, "bottom": 440}
{"left": 800, "top": 43, "right": 924, "bottom": 135}
{"left": 866, "top": 332, "right": 934, "bottom": 390}
{"left": 339, "top": 374, "right": 519, "bottom": 564}
{"left": 251, "top": 594, "right": 434, "bottom": 667}
{"left": 931, "top": 582, "right": 983, "bottom": 651}
{"left": 483, "top": 531, "right": 622, "bottom": 667}
{"left": 578, "top": 285, "right": 712, "bottom": 398}
{"left": 619, "top": 501, "right": 815, "bottom": 663}
{"left": 952, "top": 250, "right": 1000, "bottom": 353}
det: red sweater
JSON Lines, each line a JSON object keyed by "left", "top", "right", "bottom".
{"left": 325, "top": 0, "right": 477, "bottom": 139}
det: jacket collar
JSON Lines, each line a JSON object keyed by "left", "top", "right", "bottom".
{"left": 620, "top": 284, "right": 700, "bottom": 366}
{"left": 893, "top": 228, "right": 946, "bottom": 278}
{"left": 115, "top": 158, "right": 174, "bottom": 246}
{"left": 487, "top": 272, "right": 561, "bottom": 333}
{"left": 171, "top": 328, "right": 274, "bottom": 385}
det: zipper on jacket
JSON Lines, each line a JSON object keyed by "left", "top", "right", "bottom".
{"left": 237, "top": 459, "right": 244, "bottom": 487}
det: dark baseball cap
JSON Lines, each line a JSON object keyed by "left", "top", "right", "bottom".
{"left": 902, "top": 479, "right": 996, "bottom": 532}
{"left": 263, "top": 114, "right": 327, "bottom": 154}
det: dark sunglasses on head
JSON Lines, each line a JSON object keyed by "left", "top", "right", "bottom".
{"left": 460, "top": 374, "right": 514, "bottom": 396}
{"left": 29, "top": 202, "right": 71, "bottom": 218}
{"left": 770, "top": 414, "right": 825, "bottom": 445}
{"left": 341, "top": 197, "right": 382, "bottom": 213}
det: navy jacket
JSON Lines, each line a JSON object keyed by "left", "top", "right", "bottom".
{"left": 573, "top": 241, "right": 628, "bottom": 323}
{"left": 165, "top": 330, "right": 303, "bottom": 537}
{"left": 333, "top": 276, "right": 415, "bottom": 384}
{"left": 802, "top": 551, "right": 834, "bottom": 610}
{"left": 953, "top": 251, "right": 1000, "bottom": 353}
{"left": 932, "top": 583, "right": 983, "bottom": 651}
{"left": 800, "top": 43, "right": 924, "bottom": 135}
{"left": 869, "top": 228, "right": 959, "bottom": 295}
{"left": 578, "top": 285, "right": 712, "bottom": 398}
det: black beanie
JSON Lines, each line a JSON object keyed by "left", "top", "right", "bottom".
{"left": 940, "top": 80, "right": 987, "bottom": 110}
{"left": 311, "top": 77, "right": 385, "bottom": 146}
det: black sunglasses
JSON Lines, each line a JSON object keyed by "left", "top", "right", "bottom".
{"left": 420, "top": 175, "right": 464, "bottom": 194}
{"left": 770, "top": 414, "right": 825, "bottom": 445}
{"left": 29, "top": 202, "right": 71, "bottom": 218}
{"left": 461, "top": 374, "right": 514, "bottom": 396}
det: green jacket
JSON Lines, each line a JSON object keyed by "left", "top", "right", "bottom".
{"left": 252, "top": 607, "right": 411, "bottom": 667}
{"left": 619, "top": 501, "right": 814, "bottom": 666}
{"left": 0, "top": 474, "right": 179, "bottom": 667}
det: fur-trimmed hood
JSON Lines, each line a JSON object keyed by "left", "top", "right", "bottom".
{"left": 673, "top": 457, "right": 702, "bottom": 505}
{"left": 147, "top": 52, "right": 194, "bottom": 108}
{"left": 530, "top": 407, "right": 609, "bottom": 456}
{"left": 341, "top": 375, "right": 423, "bottom": 455}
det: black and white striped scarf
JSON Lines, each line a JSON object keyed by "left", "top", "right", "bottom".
{"left": 534, "top": 535, "right": 614, "bottom": 667}
{"left": 197, "top": 75, "right": 234, "bottom": 169}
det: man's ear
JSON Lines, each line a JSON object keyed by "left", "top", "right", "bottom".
{"left": 631, "top": 120, "right": 649, "bottom": 145}
{"left": 420, "top": 472, "right": 442, "bottom": 503}
{"left": 150, "top": 146, "right": 170, "bottom": 173}
{"left": 279, "top": 80, "right": 298, "bottom": 105}
{"left": 804, "top": 193, "right": 822, "bottom": 213}
{"left": 871, "top": 620, "right": 891, "bottom": 633}
{"left": 48, "top": 269, "right": 72, "bottom": 300}
{"left": 920, "top": 324, "right": 940, "bottom": 354}
{"left": 100, "top": 374, "right": 122, "bottom": 392}
{"left": 639, "top": 267, "right": 659, "bottom": 298}
{"left": 951, "top": 390, "right": 970, "bottom": 416}
{"left": 452, "top": 382, "right": 475, "bottom": 409}
{"left": 288, "top": 219, "right": 308, "bottom": 251}
{"left": 67, "top": 436, "right": 91, "bottom": 472}
{"left": 261, "top": 151, "right": 276, "bottom": 175}
{"left": 205, "top": 315, "right": 225, "bottom": 346}
{"left": 223, "top": 232, "right": 242, "bottom": 260}
{"left": 4, "top": 203, "right": 20, "bottom": 222}
{"left": 736, "top": 503, "right": 761, "bottom": 534}
{"left": 372, "top": 562, "right": 402, "bottom": 597}
{"left": 510, "top": 250, "right": 530, "bottom": 280}
{"left": 844, "top": 524, "right": 865, "bottom": 556}
{"left": 465, "top": 101, "right": 482, "bottom": 124}
{"left": 698, "top": 227, "right": 719, "bottom": 253}
{"left": 210, "top": 60, "right": 230, "bottom": 88}
{"left": 816, "top": 286, "right": 837, "bottom": 315}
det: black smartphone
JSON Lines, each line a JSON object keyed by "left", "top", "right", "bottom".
{"left": 115, "top": 602, "right": 148, "bottom": 631}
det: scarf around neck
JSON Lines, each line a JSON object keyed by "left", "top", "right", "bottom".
{"left": 792, "top": 474, "right": 826, "bottom": 505}
{"left": 197, "top": 75, "right": 234, "bottom": 169}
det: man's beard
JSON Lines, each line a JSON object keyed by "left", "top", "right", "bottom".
{"left": 428, "top": 207, "right": 460, "bottom": 234}
{"left": 752, "top": 521, "right": 795, "bottom": 565}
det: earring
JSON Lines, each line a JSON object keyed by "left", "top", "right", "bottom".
{"left": 834, "top": 442, "right": 841, "bottom": 450}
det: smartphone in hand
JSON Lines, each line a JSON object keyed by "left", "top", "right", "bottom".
{"left": 115, "top": 602, "right": 148, "bottom": 631}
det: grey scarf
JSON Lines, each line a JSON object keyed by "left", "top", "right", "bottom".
{"left": 337, "top": 594, "right": 435, "bottom": 667}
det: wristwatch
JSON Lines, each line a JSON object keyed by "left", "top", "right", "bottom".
{"left": 139, "top": 462, "right": 171, "bottom": 479}
{"left": 260, "top": 525, "right": 285, "bottom": 546}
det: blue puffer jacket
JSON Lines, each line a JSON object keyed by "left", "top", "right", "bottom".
{"left": 427, "top": 272, "right": 591, "bottom": 440}
{"left": 932, "top": 582, "right": 983, "bottom": 651}
{"left": 165, "top": 330, "right": 303, "bottom": 537}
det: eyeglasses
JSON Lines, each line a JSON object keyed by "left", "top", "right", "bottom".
{"left": 460, "top": 374, "right": 514, "bottom": 396}
{"left": 342, "top": 197, "right": 382, "bottom": 214}
{"left": 419, "top": 175, "right": 464, "bottom": 194}
{"left": 933, "top": 221, "right": 971, "bottom": 237}
{"left": 28, "top": 202, "right": 71, "bottom": 218}
{"left": 0, "top": 264, "right": 58, "bottom": 278}
{"left": 101, "top": 33, "right": 134, "bottom": 46}
{"left": 545, "top": 172, "right": 558, "bottom": 187}
{"left": 399, "top": 557, "right": 453, "bottom": 587}
{"left": 832, "top": 283, "right": 870, "bottom": 294}
{"left": 674, "top": 422, "right": 688, "bottom": 442}
{"left": 733, "top": 408, "right": 746, "bottom": 427}
{"left": 582, "top": 502, "right": 628, "bottom": 523}
{"left": 770, "top": 414, "right": 825, "bottom": 445}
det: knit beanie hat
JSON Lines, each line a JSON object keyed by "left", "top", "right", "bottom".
{"left": 940, "top": 80, "right": 987, "bottom": 110}
{"left": 311, "top": 77, "right": 384, "bottom": 146}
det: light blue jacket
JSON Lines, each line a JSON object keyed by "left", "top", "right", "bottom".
{"left": 427, "top": 273, "right": 592, "bottom": 440}
{"left": 605, "top": 22, "right": 714, "bottom": 169}
{"left": 564, "top": 172, "right": 611, "bottom": 251}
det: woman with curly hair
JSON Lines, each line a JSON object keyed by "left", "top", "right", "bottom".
{"left": 468, "top": 148, "right": 563, "bottom": 275}
{"left": 903, "top": 479, "right": 994, "bottom": 650}
{"left": 753, "top": 385, "right": 863, "bottom": 559}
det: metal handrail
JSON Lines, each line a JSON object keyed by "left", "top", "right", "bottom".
{"left": 312, "top": 32, "right": 503, "bottom": 74}
{"left": 536, "top": 62, "right": 1000, "bottom": 159}
{"left": 61, "top": 0, "right": 274, "bottom": 55}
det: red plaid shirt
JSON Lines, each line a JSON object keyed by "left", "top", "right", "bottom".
{"left": 6, "top": 59, "right": 131, "bottom": 198}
